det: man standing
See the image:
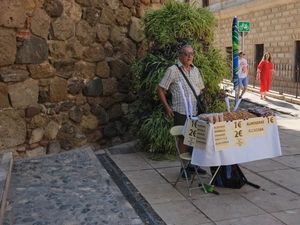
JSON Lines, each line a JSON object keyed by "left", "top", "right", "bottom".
{"left": 157, "top": 44, "right": 206, "bottom": 178}
{"left": 238, "top": 51, "right": 248, "bottom": 98}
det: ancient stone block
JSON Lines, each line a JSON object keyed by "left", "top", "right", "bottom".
{"left": 49, "top": 77, "right": 68, "bottom": 103}
{"left": 0, "top": 82, "right": 10, "bottom": 108}
{"left": 31, "top": 9, "right": 51, "bottom": 39}
{"left": 116, "top": 6, "right": 132, "bottom": 26}
{"left": 54, "top": 59, "right": 75, "bottom": 79}
{"left": 65, "top": 38, "right": 83, "bottom": 59}
{"left": 106, "top": 0, "right": 119, "bottom": 10}
{"left": 83, "top": 43, "right": 106, "bottom": 62}
{"left": 44, "top": 121, "right": 60, "bottom": 140}
{"left": 87, "top": 130, "right": 103, "bottom": 143}
{"left": 96, "top": 61, "right": 110, "bottom": 78}
{"left": 0, "top": 110, "right": 26, "bottom": 150}
{"left": 122, "top": 0, "right": 134, "bottom": 8}
{"left": 118, "top": 76, "right": 131, "bottom": 93}
{"left": 47, "top": 140, "right": 61, "bottom": 154}
{"left": 68, "top": 79, "right": 85, "bottom": 95}
{"left": 0, "top": 69, "right": 29, "bottom": 82}
{"left": 26, "top": 104, "right": 42, "bottom": 117}
{"left": 65, "top": 0, "right": 82, "bottom": 22}
{"left": 60, "top": 138, "right": 72, "bottom": 150}
{"left": 95, "top": 24, "right": 109, "bottom": 43}
{"left": 98, "top": 92, "right": 126, "bottom": 109}
{"left": 103, "top": 121, "right": 117, "bottom": 137}
{"left": 129, "top": 17, "right": 144, "bottom": 42}
{"left": 15, "top": 35, "right": 48, "bottom": 64}
{"left": 28, "top": 62, "right": 57, "bottom": 79}
{"left": 118, "top": 38, "right": 137, "bottom": 64}
{"left": 25, "top": 0, "right": 44, "bottom": 11}
{"left": 52, "top": 15, "right": 75, "bottom": 40}
{"left": 99, "top": 7, "right": 115, "bottom": 25}
{"left": 102, "top": 77, "right": 117, "bottom": 96}
{"left": 69, "top": 106, "right": 83, "bottom": 123}
{"left": 73, "top": 61, "right": 96, "bottom": 79}
{"left": 60, "top": 101, "right": 75, "bottom": 111}
{"left": 29, "top": 114, "right": 48, "bottom": 129}
{"left": 83, "top": 7, "right": 101, "bottom": 27}
{"left": 8, "top": 78, "right": 39, "bottom": 108}
{"left": 81, "top": 103, "right": 90, "bottom": 115}
{"left": 97, "top": 107, "right": 109, "bottom": 125}
{"left": 83, "top": 77, "right": 103, "bottom": 97}
{"left": 75, "top": 20, "right": 96, "bottom": 46}
{"left": 75, "top": 0, "right": 90, "bottom": 7}
{"left": 108, "top": 59, "right": 128, "bottom": 80}
{"left": 140, "top": 0, "right": 150, "bottom": 4}
{"left": 44, "top": 0, "right": 64, "bottom": 17}
{"left": 0, "top": 0, "right": 26, "bottom": 28}
{"left": 107, "top": 103, "right": 122, "bottom": 120}
{"left": 109, "top": 25, "right": 123, "bottom": 47}
{"left": 26, "top": 146, "right": 46, "bottom": 158}
{"left": 48, "top": 40, "right": 67, "bottom": 60}
{"left": 29, "top": 127, "right": 45, "bottom": 144}
{"left": 80, "top": 114, "right": 98, "bottom": 133}
{"left": 0, "top": 28, "right": 16, "bottom": 66}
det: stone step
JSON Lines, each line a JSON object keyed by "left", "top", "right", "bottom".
{"left": 0, "top": 152, "right": 13, "bottom": 225}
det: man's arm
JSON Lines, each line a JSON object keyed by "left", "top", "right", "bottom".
{"left": 157, "top": 86, "right": 174, "bottom": 119}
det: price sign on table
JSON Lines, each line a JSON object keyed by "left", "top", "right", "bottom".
{"left": 231, "top": 119, "right": 247, "bottom": 147}
{"left": 265, "top": 116, "right": 276, "bottom": 125}
{"left": 246, "top": 117, "right": 266, "bottom": 137}
{"left": 195, "top": 121, "right": 208, "bottom": 150}
{"left": 183, "top": 119, "right": 198, "bottom": 147}
{"left": 213, "top": 121, "right": 230, "bottom": 151}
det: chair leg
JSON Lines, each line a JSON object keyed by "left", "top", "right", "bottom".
{"left": 194, "top": 167, "right": 207, "bottom": 193}
{"left": 173, "top": 167, "right": 183, "bottom": 187}
{"left": 174, "top": 163, "right": 192, "bottom": 196}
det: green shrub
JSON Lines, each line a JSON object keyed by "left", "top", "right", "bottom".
{"left": 127, "top": 1, "right": 231, "bottom": 157}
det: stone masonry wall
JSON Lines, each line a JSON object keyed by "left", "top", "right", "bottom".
{"left": 0, "top": 0, "right": 167, "bottom": 159}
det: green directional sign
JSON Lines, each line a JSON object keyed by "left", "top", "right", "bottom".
{"left": 238, "top": 21, "right": 250, "bottom": 32}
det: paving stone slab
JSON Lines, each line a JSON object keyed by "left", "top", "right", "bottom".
{"left": 3, "top": 148, "right": 143, "bottom": 225}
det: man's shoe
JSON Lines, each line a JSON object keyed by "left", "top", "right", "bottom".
{"left": 188, "top": 165, "right": 207, "bottom": 175}
{"left": 180, "top": 168, "right": 191, "bottom": 179}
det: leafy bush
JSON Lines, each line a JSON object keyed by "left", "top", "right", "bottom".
{"left": 127, "top": 1, "right": 231, "bottom": 156}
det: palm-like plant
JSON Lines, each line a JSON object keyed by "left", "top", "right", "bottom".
{"left": 127, "top": 1, "right": 231, "bottom": 156}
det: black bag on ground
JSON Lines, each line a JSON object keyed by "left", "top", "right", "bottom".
{"left": 210, "top": 165, "right": 245, "bottom": 189}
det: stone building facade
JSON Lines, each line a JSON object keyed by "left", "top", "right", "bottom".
{"left": 0, "top": 0, "right": 167, "bottom": 159}
{"left": 210, "top": 0, "right": 300, "bottom": 65}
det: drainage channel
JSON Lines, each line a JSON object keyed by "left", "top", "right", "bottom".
{"left": 96, "top": 153, "right": 166, "bottom": 225}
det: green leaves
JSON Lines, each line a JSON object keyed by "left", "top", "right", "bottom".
{"left": 142, "top": 1, "right": 216, "bottom": 48}
{"left": 126, "top": 1, "right": 231, "bottom": 157}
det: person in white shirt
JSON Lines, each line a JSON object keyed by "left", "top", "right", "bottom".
{"left": 238, "top": 51, "right": 248, "bottom": 98}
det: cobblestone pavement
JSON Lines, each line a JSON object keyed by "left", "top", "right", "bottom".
{"left": 4, "top": 148, "right": 144, "bottom": 225}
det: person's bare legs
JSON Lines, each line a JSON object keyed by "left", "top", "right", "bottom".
{"left": 240, "top": 87, "right": 247, "bottom": 98}
{"left": 264, "top": 91, "right": 268, "bottom": 100}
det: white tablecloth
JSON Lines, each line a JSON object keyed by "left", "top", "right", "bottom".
{"left": 184, "top": 119, "right": 282, "bottom": 167}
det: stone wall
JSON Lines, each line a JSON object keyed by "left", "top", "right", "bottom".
{"left": 0, "top": 0, "right": 166, "bottom": 159}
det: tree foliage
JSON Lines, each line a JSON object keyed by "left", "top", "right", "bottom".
{"left": 127, "top": 1, "right": 231, "bottom": 156}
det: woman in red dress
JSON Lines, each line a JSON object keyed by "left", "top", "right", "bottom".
{"left": 256, "top": 52, "right": 278, "bottom": 100}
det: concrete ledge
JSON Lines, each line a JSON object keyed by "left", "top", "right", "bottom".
{"left": 0, "top": 152, "right": 13, "bottom": 225}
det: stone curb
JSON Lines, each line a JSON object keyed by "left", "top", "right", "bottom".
{"left": 0, "top": 152, "right": 13, "bottom": 225}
